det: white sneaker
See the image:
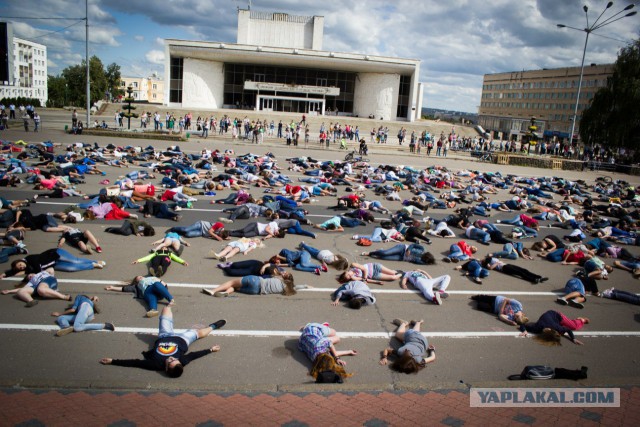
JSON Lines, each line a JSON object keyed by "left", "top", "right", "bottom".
{"left": 433, "top": 293, "right": 442, "bottom": 305}
{"left": 174, "top": 206, "right": 182, "bottom": 212}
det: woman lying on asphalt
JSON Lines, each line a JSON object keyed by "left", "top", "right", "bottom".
{"left": 298, "top": 322, "right": 358, "bottom": 383}
{"left": 519, "top": 310, "right": 589, "bottom": 346}
{"left": 470, "top": 294, "right": 528, "bottom": 327}
{"left": 1, "top": 271, "right": 71, "bottom": 307}
{"left": 201, "top": 270, "right": 303, "bottom": 297}
{"left": 338, "top": 262, "right": 402, "bottom": 285}
{"left": 379, "top": 319, "right": 435, "bottom": 374}
{"left": 104, "top": 276, "right": 174, "bottom": 318}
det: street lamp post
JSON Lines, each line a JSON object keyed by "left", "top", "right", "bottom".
{"left": 557, "top": 2, "right": 636, "bottom": 149}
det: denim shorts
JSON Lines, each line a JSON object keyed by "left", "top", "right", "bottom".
{"left": 370, "top": 263, "right": 383, "bottom": 280}
{"left": 35, "top": 276, "right": 58, "bottom": 292}
{"left": 240, "top": 276, "right": 261, "bottom": 294}
{"left": 158, "top": 315, "right": 198, "bottom": 346}
{"left": 565, "top": 278, "right": 585, "bottom": 296}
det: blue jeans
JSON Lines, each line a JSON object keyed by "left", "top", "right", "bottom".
{"left": 55, "top": 248, "right": 95, "bottom": 272}
{"left": 448, "top": 244, "right": 469, "bottom": 261}
{"left": 339, "top": 217, "right": 362, "bottom": 228}
{"left": 467, "top": 260, "right": 489, "bottom": 279}
{"left": 158, "top": 315, "right": 197, "bottom": 345}
{"left": 144, "top": 282, "right": 174, "bottom": 310}
{"left": 169, "top": 222, "right": 204, "bottom": 238}
{"left": 500, "top": 215, "right": 523, "bottom": 225}
{"left": 546, "top": 248, "right": 565, "bottom": 262}
{"left": 56, "top": 302, "right": 103, "bottom": 332}
{"left": 483, "top": 223, "right": 500, "bottom": 233}
{"left": 286, "top": 221, "right": 315, "bottom": 238}
{"left": 493, "top": 243, "right": 518, "bottom": 260}
{"left": 285, "top": 249, "right": 320, "bottom": 273}
{"left": 609, "top": 289, "right": 640, "bottom": 305}
{"left": 299, "top": 243, "right": 321, "bottom": 259}
{"left": 360, "top": 228, "right": 385, "bottom": 242}
{"left": 369, "top": 244, "right": 405, "bottom": 261}
{"left": 469, "top": 228, "right": 490, "bottom": 244}
{"left": 240, "top": 275, "right": 261, "bottom": 294}
{"left": 0, "top": 246, "right": 18, "bottom": 264}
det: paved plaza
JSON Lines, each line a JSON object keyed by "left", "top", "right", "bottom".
{"left": 0, "top": 110, "right": 639, "bottom": 425}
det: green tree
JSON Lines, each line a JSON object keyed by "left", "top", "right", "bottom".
{"left": 105, "top": 62, "right": 123, "bottom": 100}
{"left": 580, "top": 39, "right": 640, "bottom": 150}
{"left": 58, "top": 55, "right": 109, "bottom": 107}
{"left": 46, "top": 75, "right": 67, "bottom": 108}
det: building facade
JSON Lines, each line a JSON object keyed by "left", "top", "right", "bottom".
{"left": 478, "top": 64, "right": 613, "bottom": 143}
{"left": 164, "top": 10, "right": 422, "bottom": 121}
{"left": 0, "top": 22, "right": 48, "bottom": 106}
{"left": 120, "top": 75, "right": 164, "bottom": 104}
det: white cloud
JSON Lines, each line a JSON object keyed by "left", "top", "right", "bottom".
{"left": 6, "top": 0, "right": 637, "bottom": 112}
{"left": 134, "top": 35, "right": 145, "bottom": 42}
{"left": 145, "top": 50, "right": 165, "bottom": 64}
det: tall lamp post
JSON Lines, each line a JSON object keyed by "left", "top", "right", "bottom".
{"left": 557, "top": 2, "right": 636, "bottom": 150}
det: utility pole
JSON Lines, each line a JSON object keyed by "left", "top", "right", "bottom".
{"left": 85, "top": 0, "right": 90, "bottom": 126}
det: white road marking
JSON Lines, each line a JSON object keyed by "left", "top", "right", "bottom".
{"left": 0, "top": 323, "right": 638, "bottom": 339}
{"left": 1, "top": 277, "right": 585, "bottom": 296}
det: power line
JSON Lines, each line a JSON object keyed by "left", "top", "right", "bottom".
{"left": 27, "top": 20, "right": 85, "bottom": 40}
{"left": 0, "top": 16, "right": 85, "bottom": 20}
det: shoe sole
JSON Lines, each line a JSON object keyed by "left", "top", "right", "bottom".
{"left": 56, "top": 327, "right": 74, "bottom": 337}
{"left": 214, "top": 292, "right": 229, "bottom": 298}
{"left": 146, "top": 311, "right": 159, "bottom": 318}
{"left": 392, "top": 318, "right": 408, "bottom": 326}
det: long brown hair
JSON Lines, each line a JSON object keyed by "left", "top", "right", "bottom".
{"left": 310, "top": 353, "right": 352, "bottom": 380}
{"left": 330, "top": 255, "right": 349, "bottom": 271}
{"left": 532, "top": 328, "right": 562, "bottom": 346}
{"left": 391, "top": 351, "right": 426, "bottom": 374}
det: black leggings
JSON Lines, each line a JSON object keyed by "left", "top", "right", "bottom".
{"left": 230, "top": 223, "right": 259, "bottom": 238}
{"left": 471, "top": 294, "right": 497, "bottom": 313}
{"left": 222, "top": 260, "right": 263, "bottom": 276}
{"left": 404, "top": 226, "right": 431, "bottom": 243}
{"left": 150, "top": 255, "right": 171, "bottom": 277}
{"left": 228, "top": 206, "right": 251, "bottom": 221}
{"left": 501, "top": 264, "right": 541, "bottom": 283}
{"left": 105, "top": 220, "right": 135, "bottom": 236}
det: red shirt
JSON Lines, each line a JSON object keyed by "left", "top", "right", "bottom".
{"left": 519, "top": 214, "right": 538, "bottom": 228}
{"left": 457, "top": 241, "right": 474, "bottom": 256}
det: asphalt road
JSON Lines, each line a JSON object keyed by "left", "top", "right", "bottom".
{"left": 1, "top": 110, "right": 639, "bottom": 392}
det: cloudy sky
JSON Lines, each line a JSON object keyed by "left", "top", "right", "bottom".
{"left": 1, "top": 0, "right": 638, "bottom": 112}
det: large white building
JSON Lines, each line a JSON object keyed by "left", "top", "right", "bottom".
{"left": 0, "top": 22, "right": 48, "bottom": 106}
{"left": 164, "top": 10, "right": 423, "bottom": 121}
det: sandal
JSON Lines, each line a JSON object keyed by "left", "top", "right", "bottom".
{"left": 202, "top": 289, "right": 215, "bottom": 296}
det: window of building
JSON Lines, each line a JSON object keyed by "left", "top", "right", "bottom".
{"left": 152, "top": 84, "right": 157, "bottom": 90}
{"left": 169, "top": 56, "right": 184, "bottom": 103}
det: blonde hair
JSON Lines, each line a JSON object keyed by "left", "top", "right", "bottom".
{"left": 310, "top": 353, "right": 352, "bottom": 380}
{"left": 532, "top": 328, "right": 562, "bottom": 346}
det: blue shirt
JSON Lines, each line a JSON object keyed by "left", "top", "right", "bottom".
{"left": 494, "top": 296, "right": 523, "bottom": 321}
{"left": 72, "top": 295, "right": 93, "bottom": 311}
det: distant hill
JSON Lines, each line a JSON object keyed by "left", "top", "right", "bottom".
{"left": 422, "top": 108, "right": 477, "bottom": 124}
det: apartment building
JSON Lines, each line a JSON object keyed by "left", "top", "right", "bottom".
{"left": 478, "top": 64, "right": 613, "bottom": 143}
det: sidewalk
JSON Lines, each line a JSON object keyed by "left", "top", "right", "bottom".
{"left": 1, "top": 387, "right": 637, "bottom": 426}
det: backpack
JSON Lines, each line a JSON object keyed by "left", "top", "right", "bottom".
{"left": 508, "top": 365, "right": 555, "bottom": 380}
{"left": 357, "top": 237, "right": 372, "bottom": 246}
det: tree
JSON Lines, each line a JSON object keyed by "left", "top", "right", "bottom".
{"left": 58, "top": 55, "right": 109, "bottom": 107}
{"left": 580, "top": 39, "right": 640, "bottom": 150}
{"left": 105, "top": 62, "right": 123, "bottom": 101}
{"left": 46, "top": 75, "right": 67, "bottom": 108}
